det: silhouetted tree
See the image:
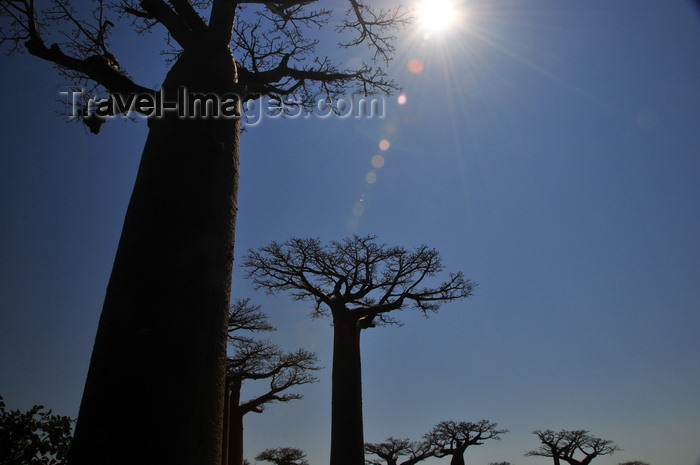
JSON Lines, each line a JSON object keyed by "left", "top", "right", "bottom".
{"left": 488, "top": 462, "right": 512, "bottom": 465}
{"left": 244, "top": 235, "right": 475, "bottom": 465}
{"left": 0, "top": 396, "right": 73, "bottom": 465}
{"left": 526, "top": 430, "right": 621, "bottom": 465}
{"left": 618, "top": 461, "right": 649, "bottom": 465}
{"left": 0, "top": 3, "right": 407, "bottom": 465}
{"left": 424, "top": 420, "right": 507, "bottom": 465}
{"left": 223, "top": 299, "right": 320, "bottom": 465}
{"left": 365, "top": 437, "right": 434, "bottom": 465}
{"left": 255, "top": 447, "right": 309, "bottom": 465}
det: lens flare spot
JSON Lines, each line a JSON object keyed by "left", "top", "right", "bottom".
{"left": 379, "top": 139, "right": 390, "bottom": 151}
{"left": 382, "top": 121, "right": 398, "bottom": 136}
{"left": 352, "top": 202, "right": 365, "bottom": 217}
{"left": 371, "top": 154, "right": 385, "bottom": 169}
{"left": 408, "top": 59, "right": 424, "bottom": 74}
{"left": 397, "top": 93, "right": 407, "bottom": 105}
{"left": 365, "top": 171, "right": 377, "bottom": 184}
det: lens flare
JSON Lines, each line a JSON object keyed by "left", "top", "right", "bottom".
{"left": 371, "top": 154, "right": 385, "bottom": 169}
{"left": 408, "top": 59, "right": 424, "bottom": 73}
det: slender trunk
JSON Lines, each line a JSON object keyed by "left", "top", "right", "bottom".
{"left": 227, "top": 380, "right": 244, "bottom": 465}
{"left": 68, "top": 45, "right": 240, "bottom": 465}
{"left": 222, "top": 381, "right": 231, "bottom": 465}
{"left": 330, "top": 310, "right": 365, "bottom": 465}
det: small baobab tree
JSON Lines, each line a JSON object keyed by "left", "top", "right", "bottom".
{"left": 243, "top": 235, "right": 475, "bottom": 465}
{"left": 424, "top": 420, "right": 507, "bottom": 465}
{"left": 223, "top": 299, "right": 319, "bottom": 465}
{"left": 255, "top": 447, "right": 309, "bottom": 465}
{"left": 365, "top": 437, "right": 435, "bottom": 465}
{"left": 526, "top": 429, "right": 621, "bottom": 465}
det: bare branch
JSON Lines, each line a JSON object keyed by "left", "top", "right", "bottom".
{"left": 227, "top": 298, "right": 276, "bottom": 341}
{"left": 424, "top": 420, "right": 507, "bottom": 459}
{"left": 526, "top": 430, "right": 621, "bottom": 465}
{"left": 256, "top": 447, "right": 309, "bottom": 465}
{"left": 244, "top": 235, "right": 475, "bottom": 327}
{"left": 365, "top": 437, "right": 435, "bottom": 465}
{"left": 337, "top": 0, "right": 410, "bottom": 64}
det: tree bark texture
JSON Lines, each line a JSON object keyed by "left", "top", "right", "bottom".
{"left": 68, "top": 45, "right": 240, "bottom": 465}
{"left": 330, "top": 310, "right": 365, "bottom": 465}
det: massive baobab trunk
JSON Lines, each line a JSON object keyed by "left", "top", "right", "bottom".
{"left": 330, "top": 309, "right": 365, "bottom": 465}
{"left": 68, "top": 46, "right": 240, "bottom": 465}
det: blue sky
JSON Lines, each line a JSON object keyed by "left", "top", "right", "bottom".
{"left": 1, "top": 1, "right": 699, "bottom": 465}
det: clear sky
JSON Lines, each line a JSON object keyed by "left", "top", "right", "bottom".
{"left": 1, "top": 1, "right": 699, "bottom": 465}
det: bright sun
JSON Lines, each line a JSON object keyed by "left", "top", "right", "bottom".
{"left": 415, "top": 0, "right": 459, "bottom": 33}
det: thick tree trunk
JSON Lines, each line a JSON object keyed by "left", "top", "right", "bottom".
{"left": 68, "top": 45, "right": 240, "bottom": 465}
{"left": 330, "top": 310, "right": 365, "bottom": 465}
{"left": 450, "top": 452, "right": 466, "bottom": 465}
{"left": 226, "top": 381, "right": 245, "bottom": 465}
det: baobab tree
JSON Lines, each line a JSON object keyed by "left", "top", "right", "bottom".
{"left": 255, "top": 447, "right": 309, "bottom": 465}
{"left": 424, "top": 420, "right": 507, "bottom": 465}
{"left": 525, "top": 430, "right": 621, "bottom": 465}
{"left": 243, "top": 235, "right": 475, "bottom": 465}
{"left": 223, "top": 299, "right": 319, "bottom": 465}
{"left": 223, "top": 321, "right": 319, "bottom": 465}
{"left": 0, "top": 2, "right": 407, "bottom": 465}
{"left": 364, "top": 437, "right": 435, "bottom": 465}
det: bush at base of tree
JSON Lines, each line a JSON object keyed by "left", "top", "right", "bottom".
{"left": 0, "top": 395, "right": 73, "bottom": 465}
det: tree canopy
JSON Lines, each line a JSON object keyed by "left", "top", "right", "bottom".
{"left": 364, "top": 437, "right": 434, "bottom": 465}
{"left": 0, "top": 0, "right": 408, "bottom": 131}
{"left": 0, "top": 396, "right": 73, "bottom": 465}
{"left": 526, "top": 430, "right": 621, "bottom": 465}
{"left": 244, "top": 234, "right": 475, "bottom": 325}
{"left": 255, "top": 447, "right": 309, "bottom": 465}
{"left": 425, "top": 420, "right": 507, "bottom": 465}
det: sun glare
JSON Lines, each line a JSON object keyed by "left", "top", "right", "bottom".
{"left": 415, "top": 0, "right": 459, "bottom": 33}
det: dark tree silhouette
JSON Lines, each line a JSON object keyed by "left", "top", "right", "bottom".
{"left": 424, "top": 420, "right": 507, "bottom": 465}
{"left": 526, "top": 430, "right": 621, "bottom": 465}
{"left": 0, "top": 3, "right": 407, "bottom": 465}
{"left": 223, "top": 299, "right": 320, "bottom": 465}
{"left": 364, "top": 437, "right": 434, "bottom": 465}
{"left": 618, "top": 461, "right": 649, "bottom": 465}
{"left": 244, "top": 235, "right": 475, "bottom": 465}
{"left": 0, "top": 396, "right": 73, "bottom": 465}
{"left": 255, "top": 447, "right": 309, "bottom": 465}
{"left": 488, "top": 462, "right": 512, "bottom": 465}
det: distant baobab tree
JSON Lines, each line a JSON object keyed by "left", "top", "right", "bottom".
{"left": 255, "top": 447, "right": 309, "bottom": 465}
{"left": 526, "top": 429, "right": 621, "bottom": 465}
{"left": 223, "top": 299, "right": 320, "bottom": 465}
{"left": 0, "top": 3, "right": 407, "bottom": 464}
{"left": 365, "top": 437, "right": 435, "bottom": 465}
{"left": 243, "top": 235, "right": 475, "bottom": 465}
{"left": 424, "top": 420, "right": 507, "bottom": 465}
